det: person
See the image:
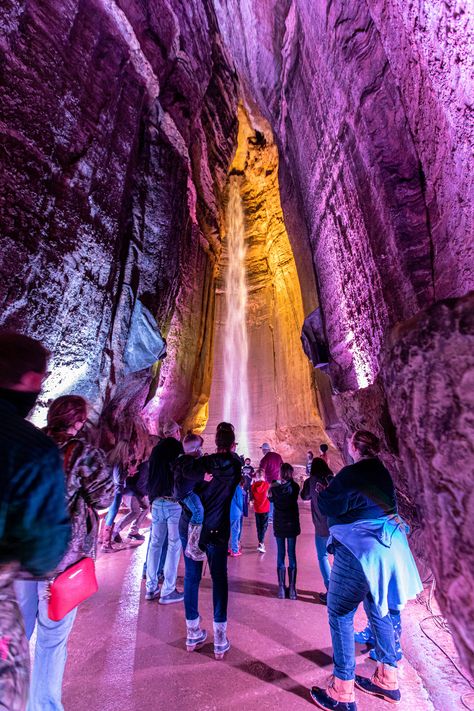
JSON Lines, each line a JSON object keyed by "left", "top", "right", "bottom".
{"left": 268, "top": 463, "right": 301, "bottom": 600}
{"left": 114, "top": 456, "right": 149, "bottom": 543}
{"left": 310, "top": 430, "right": 422, "bottom": 711}
{"left": 0, "top": 333, "right": 71, "bottom": 710}
{"left": 179, "top": 422, "right": 241, "bottom": 659}
{"left": 301, "top": 457, "right": 333, "bottom": 603}
{"left": 306, "top": 450, "right": 314, "bottom": 476}
{"left": 259, "top": 443, "right": 283, "bottom": 522}
{"left": 145, "top": 419, "right": 184, "bottom": 604}
{"left": 355, "top": 609, "right": 403, "bottom": 662}
{"left": 15, "top": 394, "right": 113, "bottom": 711}
{"left": 319, "top": 443, "right": 329, "bottom": 463}
{"left": 251, "top": 469, "right": 270, "bottom": 552}
{"left": 229, "top": 478, "right": 245, "bottom": 557}
{"left": 101, "top": 441, "right": 132, "bottom": 551}
{"left": 242, "top": 457, "right": 254, "bottom": 483}
{"left": 173, "top": 433, "right": 210, "bottom": 562}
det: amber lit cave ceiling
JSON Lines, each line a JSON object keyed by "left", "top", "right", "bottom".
{"left": 205, "top": 106, "right": 325, "bottom": 461}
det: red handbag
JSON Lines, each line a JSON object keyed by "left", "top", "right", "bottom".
{"left": 48, "top": 557, "right": 98, "bottom": 621}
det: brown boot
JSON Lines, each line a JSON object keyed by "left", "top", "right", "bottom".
{"left": 355, "top": 663, "right": 401, "bottom": 704}
{"left": 310, "top": 675, "right": 356, "bottom": 709}
{"left": 101, "top": 525, "right": 114, "bottom": 552}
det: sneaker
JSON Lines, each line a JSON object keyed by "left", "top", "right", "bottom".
{"left": 145, "top": 588, "right": 160, "bottom": 601}
{"left": 229, "top": 550, "right": 242, "bottom": 557}
{"left": 128, "top": 532, "right": 145, "bottom": 542}
{"left": 257, "top": 543, "right": 266, "bottom": 553}
{"left": 159, "top": 589, "right": 184, "bottom": 605}
{"left": 158, "top": 573, "right": 164, "bottom": 585}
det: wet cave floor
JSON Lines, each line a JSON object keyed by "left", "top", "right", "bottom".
{"left": 61, "top": 505, "right": 442, "bottom": 711}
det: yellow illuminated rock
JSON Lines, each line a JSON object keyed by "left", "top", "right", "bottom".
{"left": 206, "top": 106, "right": 326, "bottom": 462}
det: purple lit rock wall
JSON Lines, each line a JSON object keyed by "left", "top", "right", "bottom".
{"left": 0, "top": 0, "right": 238, "bottom": 425}
{"left": 212, "top": 0, "right": 474, "bottom": 671}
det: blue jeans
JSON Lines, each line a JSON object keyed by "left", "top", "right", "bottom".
{"left": 180, "top": 533, "right": 228, "bottom": 622}
{"left": 269, "top": 501, "right": 274, "bottom": 521}
{"left": 14, "top": 580, "right": 77, "bottom": 711}
{"left": 328, "top": 541, "right": 397, "bottom": 680}
{"left": 276, "top": 537, "right": 297, "bottom": 569}
{"left": 315, "top": 534, "right": 331, "bottom": 589}
{"left": 143, "top": 530, "right": 168, "bottom": 577}
{"left": 146, "top": 499, "right": 182, "bottom": 597}
{"left": 181, "top": 492, "right": 204, "bottom": 525}
{"left": 105, "top": 487, "right": 124, "bottom": 526}
{"left": 230, "top": 516, "right": 243, "bottom": 553}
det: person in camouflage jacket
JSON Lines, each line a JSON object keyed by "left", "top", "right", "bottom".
{"left": 15, "top": 395, "right": 113, "bottom": 711}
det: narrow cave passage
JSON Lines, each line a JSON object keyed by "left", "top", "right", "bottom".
{"left": 0, "top": 1, "right": 473, "bottom": 711}
{"left": 205, "top": 107, "right": 326, "bottom": 463}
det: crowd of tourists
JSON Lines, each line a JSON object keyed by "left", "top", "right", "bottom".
{"left": 0, "top": 332, "right": 422, "bottom": 711}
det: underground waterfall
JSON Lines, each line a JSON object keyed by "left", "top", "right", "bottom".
{"left": 222, "top": 176, "right": 249, "bottom": 456}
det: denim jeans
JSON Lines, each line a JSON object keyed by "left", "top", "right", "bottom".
{"left": 181, "top": 492, "right": 204, "bottom": 525}
{"left": 115, "top": 495, "right": 148, "bottom": 535}
{"left": 276, "top": 537, "right": 297, "bottom": 569}
{"left": 146, "top": 499, "right": 182, "bottom": 597}
{"left": 180, "top": 533, "right": 228, "bottom": 622}
{"left": 105, "top": 487, "right": 123, "bottom": 526}
{"left": 230, "top": 516, "right": 243, "bottom": 553}
{"left": 255, "top": 512, "right": 269, "bottom": 544}
{"left": 143, "top": 530, "right": 168, "bottom": 578}
{"left": 14, "top": 580, "right": 77, "bottom": 711}
{"left": 315, "top": 534, "right": 331, "bottom": 589}
{"left": 269, "top": 501, "right": 274, "bottom": 521}
{"left": 328, "top": 541, "right": 397, "bottom": 680}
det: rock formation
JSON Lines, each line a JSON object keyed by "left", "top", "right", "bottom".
{"left": 206, "top": 106, "right": 326, "bottom": 461}
{"left": 1, "top": 0, "right": 473, "bottom": 674}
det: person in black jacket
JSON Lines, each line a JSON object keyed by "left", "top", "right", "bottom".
{"left": 0, "top": 333, "right": 71, "bottom": 709}
{"left": 179, "top": 422, "right": 241, "bottom": 659}
{"left": 268, "top": 463, "right": 301, "bottom": 600}
{"left": 301, "top": 457, "right": 333, "bottom": 603}
{"left": 144, "top": 419, "right": 184, "bottom": 604}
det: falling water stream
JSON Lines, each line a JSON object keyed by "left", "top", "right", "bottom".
{"left": 223, "top": 176, "right": 249, "bottom": 456}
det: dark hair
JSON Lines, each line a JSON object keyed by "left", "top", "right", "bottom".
{"left": 310, "top": 457, "right": 333, "bottom": 484}
{"left": 307, "top": 450, "right": 313, "bottom": 457}
{"left": 47, "top": 395, "right": 88, "bottom": 432}
{"left": 215, "top": 422, "right": 235, "bottom": 450}
{"left": 319, "top": 443, "right": 329, "bottom": 453}
{"left": 244, "top": 458, "right": 250, "bottom": 464}
{"left": 280, "top": 462, "right": 294, "bottom": 481}
{"left": 352, "top": 430, "right": 380, "bottom": 457}
{"left": 216, "top": 421, "right": 234, "bottom": 433}
{"left": 0, "top": 332, "right": 49, "bottom": 387}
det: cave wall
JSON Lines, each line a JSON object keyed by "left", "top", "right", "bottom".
{"left": 0, "top": 0, "right": 238, "bottom": 427}
{"left": 212, "top": 0, "right": 474, "bottom": 671}
{"left": 206, "top": 107, "right": 326, "bottom": 462}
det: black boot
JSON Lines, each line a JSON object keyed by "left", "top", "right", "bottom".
{"left": 288, "top": 567, "right": 297, "bottom": 600}
{"left": 277, "top": 567, "right": 286, "bottom": 598}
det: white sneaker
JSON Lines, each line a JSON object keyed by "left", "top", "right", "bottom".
{"left": 257, "top": 543, "right": 266, "bottom": 553}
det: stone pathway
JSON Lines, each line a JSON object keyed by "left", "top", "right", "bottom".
{"left": 63, "top": 505, "right": 434, "bottom": 711}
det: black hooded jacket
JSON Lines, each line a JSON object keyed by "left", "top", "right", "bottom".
{"left": 269, "top": 479, "right": 301, "bottom": 538}
{"left": 178, "top": 452, "right": 242, "bottom": 546}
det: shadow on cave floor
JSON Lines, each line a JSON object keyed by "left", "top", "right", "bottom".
{"left": 61, "top": 514, "right": 437, "bottom": 710}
